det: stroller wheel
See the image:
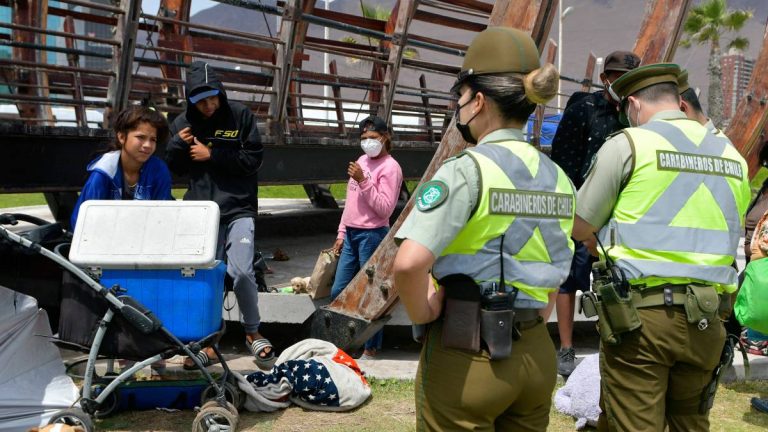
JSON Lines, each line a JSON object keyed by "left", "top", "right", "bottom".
{"left": 47, "top": 408, "right": 95, "bottom": 432}
{"left": 193, "top": 404, "right": 239, "bottom": 432}
{"left": 201, "top": 400, "right": 238, "bottom": 417}
{"left": 201, "top": 381, "right": 244, "bottom": 411}
{"left": 85, "top": 383, "right": 120, "bottom": 418}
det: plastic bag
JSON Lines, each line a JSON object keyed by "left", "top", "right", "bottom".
{"left": 734, "top": 258, "right": 768, "bottom": 334}
{"left": 307, "top": 248, "right": 338, "bottom": 299}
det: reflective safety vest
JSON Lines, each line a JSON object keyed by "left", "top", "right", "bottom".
{"left": 432, "top": 139, "right": 576, "bottom": 307}
{"left": 599, "top": 119, "right": 750, "bottom": 292}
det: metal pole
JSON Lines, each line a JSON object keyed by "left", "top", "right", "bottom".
{"left": 324, "top": 0, "right": 330, "bottom": 126}
{"left": 557, "top": 0, "right": 562, "bottom": 113}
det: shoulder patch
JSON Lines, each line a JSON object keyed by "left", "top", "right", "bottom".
{"left": 416, "top": 180, "right": 449, "bottom": 212}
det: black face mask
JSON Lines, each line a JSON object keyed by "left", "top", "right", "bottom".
{"left": 455, "top": 93, "right": 480, "bottom": 144}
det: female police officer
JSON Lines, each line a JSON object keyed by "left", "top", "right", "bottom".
{"left": 393, "top": 27, "right": 576, "bottom": 431}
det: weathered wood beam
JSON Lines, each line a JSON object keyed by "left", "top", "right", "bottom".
{"left": 727, "top": 22, "right": 768, "bottom": 179}
{"left": 431, "top": 0, "right": 493, "bottom": 14}
{"left": 489, "top": 0, "right": 558, "bottom": 48}
{"left": 158, "top": 35, "right": 276, "bottom": 64}
{"left": 312, "top": 0, "right": 559, "bottom": 351}
{"left": 312, "top": 8, "right": 387, "bottom": 32}
{"left": 328, "top": 60, "right": 346, "bottom": 136}
{"left": 378, "top": 0, "right": 417, "bottom": 124}
{"left": 104, "top": 0, "right": 142, "bottom": 127}
{"left": 419, "top": 74, "right": 435, "bottom": 146}
{"left": 581, "top": 52, "right": 597, "bottom": 92}
{"left": 409, "top": 33, "right": 468, "bottom": 53}
{"left": 532, "top": 38, "right": 558, "bottom": 148}
{"left": 63, "top": 16, "right": 86, "bottom": 128}
{"left": 633, "top": 0, "right": 692, "bottom": 63}
{"left": 412, "top": 9, "right": 485, "bottom": 32}
{"left": 12, "top": 0, "right": 53, "bottom": 125}
{"left": 157, "top": 0, "right": 192, "bottom": 102}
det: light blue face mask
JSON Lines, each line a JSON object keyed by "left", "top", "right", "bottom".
{"left": 361, "top": 138, "right": 383, "bottom": 157}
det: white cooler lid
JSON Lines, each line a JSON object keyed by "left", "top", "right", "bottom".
{"left": 69, "top": 200, "right": 220, "bottom": 269}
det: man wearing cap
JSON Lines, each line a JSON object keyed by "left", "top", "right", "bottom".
{"left": 547, "top": 50, "right": 640, "bottom": 376}
{"left": 572, "top": 63, "right": 750, "bottom": 431}
{"left": 678, "top": 69, "right": 724, "bottom": 135}
{"left": 329, "top": 115, "right": 403, "bottom": 359}
{"left": 166, "top": 61, "right": 273, "bottom": 369}
{"left": 394, "top": 27, "right": 573, "bottom": 431}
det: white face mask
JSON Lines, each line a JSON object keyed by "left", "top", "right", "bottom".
{"left": 361, "top": 138, "right": 383, "bottom": 157}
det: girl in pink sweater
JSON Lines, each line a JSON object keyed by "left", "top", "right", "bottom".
{"left": 330, "top": 116, "right": 403, "bottom": 358}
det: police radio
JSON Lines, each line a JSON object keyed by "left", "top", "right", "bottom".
{"left": 593, "top": 233, "right": 629, "bottom": 297}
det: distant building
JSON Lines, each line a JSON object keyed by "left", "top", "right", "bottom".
{"left": 721, "top": 48, "right": 755, "bottom": 121}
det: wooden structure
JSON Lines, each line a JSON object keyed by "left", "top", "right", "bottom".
{"left": 727, "top": 20, "right": 768, "bottom": 177}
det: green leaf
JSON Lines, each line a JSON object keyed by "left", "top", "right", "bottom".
{"left": 728, "top": 36, "right": 750, "bottom": 51}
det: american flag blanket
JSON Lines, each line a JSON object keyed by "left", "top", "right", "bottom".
{"left": 234, "top": 338, "right": 371, "bottom": 412}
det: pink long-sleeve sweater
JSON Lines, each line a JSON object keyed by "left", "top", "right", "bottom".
{"left": 337, "top": 153, "right": 403, "bottom": 240}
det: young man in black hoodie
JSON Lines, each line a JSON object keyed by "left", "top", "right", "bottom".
{"left": 166, "top": 61, "right": 272, "bottom": 368}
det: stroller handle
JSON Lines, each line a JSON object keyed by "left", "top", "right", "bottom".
{"left": 0, "top": 213, "right": 53, "bottom": 227}
{"left": 0, "top": 224, "right": 126, "bottom": 311}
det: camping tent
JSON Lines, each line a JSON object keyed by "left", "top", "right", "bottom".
{"left": 0, "top": 286, "right": 79, "bottom": 431}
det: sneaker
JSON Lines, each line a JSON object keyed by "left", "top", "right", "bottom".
{"left": 558, "top": 347, "right": 576, "bottom": 376}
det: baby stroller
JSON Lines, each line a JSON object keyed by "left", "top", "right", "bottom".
{"left": 0, "top": 209, "right": 243, "bottom": 432}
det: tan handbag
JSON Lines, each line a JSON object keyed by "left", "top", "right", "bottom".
{"left": 307, "top": 248, "right": 338, "bottom": 299}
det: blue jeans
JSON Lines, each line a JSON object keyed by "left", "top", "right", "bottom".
{"left": 330, "top": 226, "right": 389, "bottom": 350}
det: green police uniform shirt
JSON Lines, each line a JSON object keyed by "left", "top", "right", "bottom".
{"left": 394, "top": 129, "right": 528, "bottom": 256}
{"left": 577, "top": 110, "right": 684, "bottom": 228}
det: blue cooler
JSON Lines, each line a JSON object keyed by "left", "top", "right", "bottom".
{"left": 100, "top": 262, "right": 225, "bottom": 341}
{"left": 69, "top": 201, "right": 224, "bottom": 342}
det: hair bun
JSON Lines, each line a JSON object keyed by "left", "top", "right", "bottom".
{"left": 523, "top": 63, "right": 559, "bottom": 105}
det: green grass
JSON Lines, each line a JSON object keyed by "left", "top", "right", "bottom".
{"left": 94, "top": 378, "right": 768, "bottom": 431}
{"left": 0, "top": 193, "right": 47, "bottom": 208}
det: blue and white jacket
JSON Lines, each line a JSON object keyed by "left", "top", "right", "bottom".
{"left": 70, "top": 150, "right": 173, "bottom": 229}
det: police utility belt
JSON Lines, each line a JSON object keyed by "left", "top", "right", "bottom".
{"left": 580, "top": 261, "right": 727, "bottom": 345}
{"left": 437, "top": 274, "right": 541, "bottom": 360}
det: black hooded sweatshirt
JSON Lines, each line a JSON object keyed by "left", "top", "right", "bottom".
{"left": 166, "top": 61, "right": 264, "bottom": 225}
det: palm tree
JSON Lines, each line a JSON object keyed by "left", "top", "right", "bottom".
{"left": 340, "top": 1, "right": 418, "bottom": 66}
{"left": 680, "top": 0, "right": 752, "bottom": 126}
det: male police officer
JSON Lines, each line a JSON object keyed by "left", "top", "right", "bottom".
{"left": 572, "top": 63, "right": 750, "bottom": 431}
{"left": 678, "top": 69, "right": 723, "bottom": 135}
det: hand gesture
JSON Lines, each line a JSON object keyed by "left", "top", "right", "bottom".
{"left": 178, "top": 127, "right": 194, "bottom": 144}
{"left": 348, "top": 161, "right": 365, "bottom": 183}
{"left": 190, "top": 137, "right": 212, "bottom": 162}
{"left": 332, "top": 239, "right": 344, "bottom": 256}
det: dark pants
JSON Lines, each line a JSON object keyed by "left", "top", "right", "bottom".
{"left": 597, "top": 306, "right": 725, "bottom": 431}
{"left": 416, "top": 320, "right": 556, "bottom": 431}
